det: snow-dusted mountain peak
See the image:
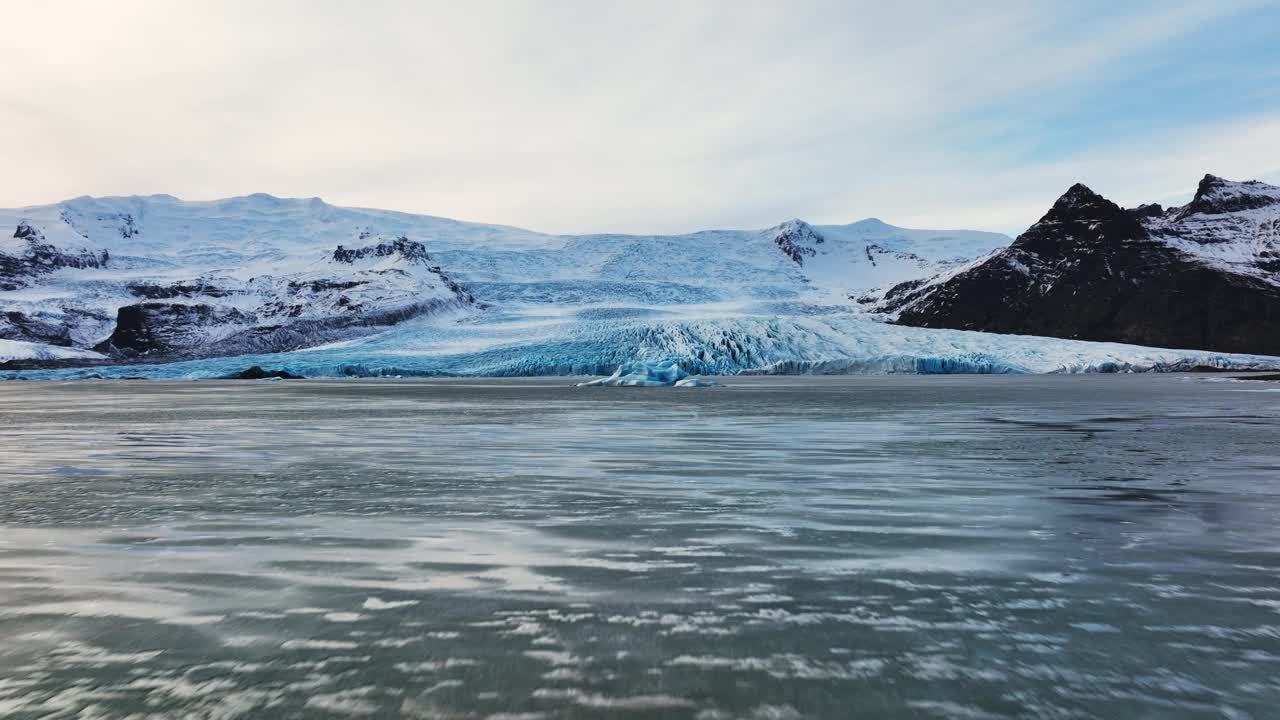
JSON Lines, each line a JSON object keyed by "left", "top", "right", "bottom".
{"left": 1177, "top": 173, "right": 1280, "bottom": 220}
{"left": 884, "top": 173, "right": 1280, "bottom": 357}
{"left": 1143, "top": 175, "right": 1280, "bottom": 279}
{"left": 1015, "top": 182, "right": 1148, "bottom": 254}
{"left": 332, "top": 235, "right": 434, "bottom": 266}
{"left": 1052, "top": 183, "right": 1109, "bottom": 210}
{"left": 767, "top": 219, "right": 825, "bottom": 265}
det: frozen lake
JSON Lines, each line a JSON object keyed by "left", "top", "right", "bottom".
{"left": 1, "top": 376, "right": 1278, "bottom": 718}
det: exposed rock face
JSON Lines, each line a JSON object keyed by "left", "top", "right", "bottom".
{"left": 97, "top": 303, "right": 256, "bottom": 356}
{"left": 1129, "top": 203, "right": 1164, "bottom": 219}
{"left": 769, "top": 220, "right": 824, "bottom": 265}
{"left": 1178, "top": 174, "right": 1280, "bottom": 218}
{"left": 333, "top": 236, "right": 432, "bottom": 264}
{"left": 224, "top": 366, "right": 304, "bottom": 380}
{"left": 4, "top": 222, "right": 481, "bottom": 361}
{"left": 127, "top": 280, "right": 231, "bottom": 299}
{"left": 0, "top": 311, "right": 74, "bottom": 346}
{"left": 1, "top": 221, "right": 109, "bottom": 290}
{"left": 887, "top": 176, "right": 1280, "bottom": 355}
{"left": 1147, "top": 175, "right": 1280, "bottom": 270}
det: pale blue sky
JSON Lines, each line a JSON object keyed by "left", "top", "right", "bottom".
{"left": 1, "top": 0, "right": 1277, "bottom": 235}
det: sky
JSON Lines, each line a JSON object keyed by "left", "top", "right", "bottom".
{"left": 1, "top": 1, "right": 1278, "bottom": 237}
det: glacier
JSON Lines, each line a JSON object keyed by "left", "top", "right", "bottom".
{"left": 7, "top": 303, "right": 1280, "bottom": 381}
{"left": 3, "top": 193, "right": 1280, "bottom": 379}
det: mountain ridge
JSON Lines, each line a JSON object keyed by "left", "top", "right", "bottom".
{"left": 886, "top": 174, "right": 1280, "bottom": 355}
{"left": 4, "top": 180, "right": 1280, "bottom": 378}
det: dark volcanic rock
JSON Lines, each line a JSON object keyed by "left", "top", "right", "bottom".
{"left": 96, "top": 303, "right": 256, "bottom": 357}
{"left": 1178, "top": 174, "right": 1280, "bottom": 219}
{"left": 1013, "top": 183, "right": 1151, "bottom": 256}
{"left": 3, "top": 210, "right": 479, "bottom": 368}
{"left": 286, "top": 278, "right": 364, "bottom": 294}
{"left": 225, "top": 366, "right": 304, "bottom": 380}
{"left": 0, "top": 311, "right": 74, "bottom": 346}
{"left": 891, "top": 181, "right": 1280, "bottom": 356}
{"left": 333, "top": 236, "right": 432, "bottom": 264}
{"left": 770, "top": 220, "right": 824, "bottom": 265}
{"left": 1129, "top": 203, "right": 1165, "bottom": 219}
{"left": 127, "top": 280, "right": 230, "bottom": 299}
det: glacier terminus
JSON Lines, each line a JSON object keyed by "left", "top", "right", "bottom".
{"left": 3, "top": 179, "right": 1280, "bottom": 380}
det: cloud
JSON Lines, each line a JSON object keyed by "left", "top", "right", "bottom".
{"left": 0, "top": 0, "right": 1275, "bottom": 235}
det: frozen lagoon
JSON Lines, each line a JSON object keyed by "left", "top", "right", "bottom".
{"left": 1, "top": 375, "right": 1279, "bottom": 718}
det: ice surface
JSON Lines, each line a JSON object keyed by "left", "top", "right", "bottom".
{"left": 8, "top": 304, "right": 1280, "bottom": 381}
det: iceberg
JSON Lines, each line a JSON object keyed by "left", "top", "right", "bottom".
{"left": 577, "top": 360, "right": 719, "bottom": 387}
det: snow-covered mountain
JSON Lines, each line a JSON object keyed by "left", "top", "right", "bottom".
{"left": 2, "top": 189, "right": 1279, "bottom": 378}
{"left": 883, "top": 175, "right": 1280, "bottom": 356}
{"left": 0, "top": 195, "right": 491, "bottom": 361}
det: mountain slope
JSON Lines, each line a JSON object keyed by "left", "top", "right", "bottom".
{"left": 885, "top": 175, "right": 1280, "bottom": 356}
{"left": 4, "top": 189, "right": 1280, "bottom": 377}
{"left": 0, "top": 196, "right": 492, "bottom": 360}
{"left": 0, "top": 194, "right": 1008, "bottom": 366}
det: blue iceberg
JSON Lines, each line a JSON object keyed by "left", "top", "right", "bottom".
{"left": 577, "top": 360, "right": 719, "bottom": 387}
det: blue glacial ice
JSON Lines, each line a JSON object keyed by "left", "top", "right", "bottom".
{"left": 7, "top": 304, "right": 1280, "bottom": 381}
{"left": 577, "top": 360, "right": 719, "bottom": 387}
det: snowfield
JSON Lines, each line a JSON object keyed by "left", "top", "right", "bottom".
{"left": 3, "top": 192, "right": 1280, "bottom": 379}
{"left": 0, "top": 338, "right": 104, "bottom": 363}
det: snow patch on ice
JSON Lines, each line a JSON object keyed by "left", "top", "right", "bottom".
{"left": 362, "top": 597, "right": 419, "bottom": 611}
{"left": 0, "top": 339, "right": 105, "bottom": 363}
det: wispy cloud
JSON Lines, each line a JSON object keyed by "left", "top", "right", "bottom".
{"left": 0, "top": 0, "right": 1276, "bottom": 235}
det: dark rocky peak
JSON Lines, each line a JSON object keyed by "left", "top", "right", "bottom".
{"left": 1013, "top": 183, "right": 1148, "bottom": 257}
{"left": 1128, "top": 203, "right": 1165, "bottom": 219}
{"left": 1178, "top": 173, "right": 1280, "bottom": 218}
{"left": 1051, "top": 183, "right": 1109, "bottom": 211}
{"left": 333, "top": 235, "right": 432, "bottom": 265}
{"left": 13, "top": 220, "right": 43, "bottom": 242}
{"left": 1198, "top": 173, "right": 1226, "bottom": 189}
{"left": 769, "top": 219, "right": 824, "bottom": 265}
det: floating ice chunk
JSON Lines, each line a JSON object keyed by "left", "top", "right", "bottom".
{"left": 577, "top": 360, "right": 718, "bottom": 387}
{"left": 674, "top": 377, "right": 719, "bottom": 387}
{"left": 363, "top": 597, "right": 419, "bottom": 610}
